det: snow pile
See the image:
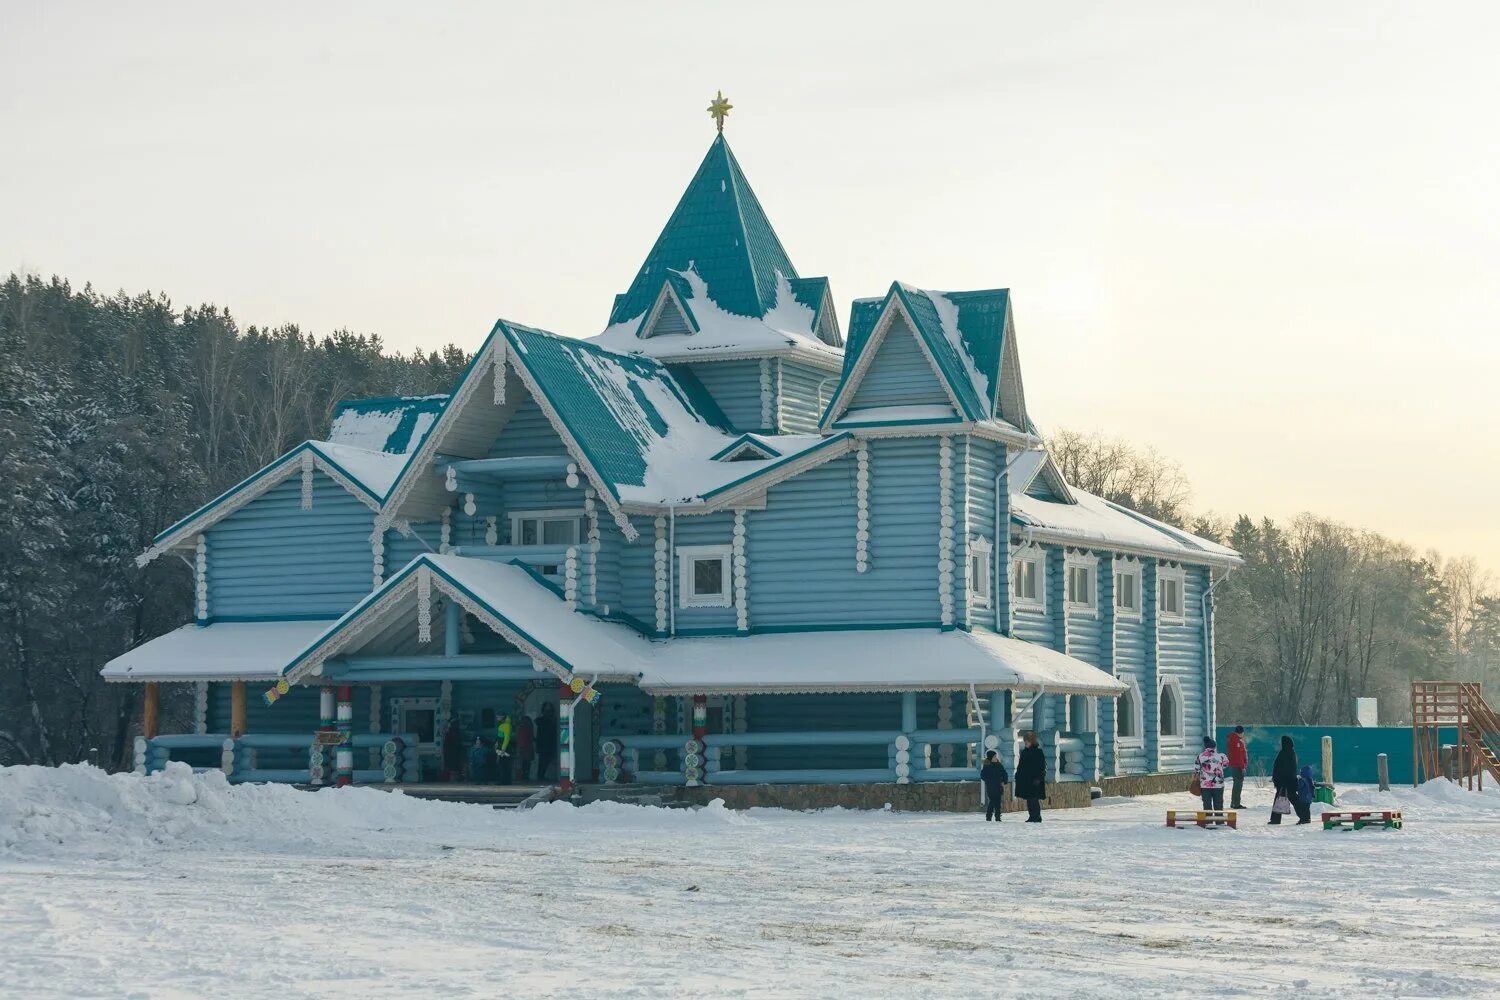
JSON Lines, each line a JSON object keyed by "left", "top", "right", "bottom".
{"left": 0, "top": 763, "right": 751, "bottom": 862}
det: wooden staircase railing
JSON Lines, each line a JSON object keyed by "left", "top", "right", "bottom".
{"left": 1412, "top": 681, "right": 1500, "bottom": 789}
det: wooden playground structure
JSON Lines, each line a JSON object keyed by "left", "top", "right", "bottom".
{"left": 1411, "top": 681, "right": 1500, "bottom": 789}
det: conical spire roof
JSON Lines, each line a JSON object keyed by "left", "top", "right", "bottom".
{"left": 608, "top": 135, "right": 800, "bottom": 325}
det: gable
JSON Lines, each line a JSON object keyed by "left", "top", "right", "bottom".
{"left": 848, "top": 315, "right": 952, "bottom": 411}
{"left": 487, "top": 395, "right": 571, "bottom": 460}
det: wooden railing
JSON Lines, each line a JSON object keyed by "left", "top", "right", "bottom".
{"left": 1411, "top": 681, "right": 1499, "bottom": 789}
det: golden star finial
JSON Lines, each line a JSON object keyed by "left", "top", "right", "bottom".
{"left": 707, "top": 90, "right": 733, "bottom": 133}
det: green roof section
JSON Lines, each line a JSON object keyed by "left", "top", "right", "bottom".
{"left": 608, "top": 135, "right": 800, "bottom": 326}
{"left": 327, "top": 394, "right": 447, "bottom": 454}
{"left": 821, "top": 283, "right": 1012, "bottom": 427}
{"left": 499, "top": 321, "right": 720, "bottom": 500}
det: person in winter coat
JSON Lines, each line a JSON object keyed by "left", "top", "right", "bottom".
{"left": 440, "top": 719, "right": 464, "bottom": 782}
{"left": 466, "top": 737, "right": 488, "bottom": 783}
{"left": 1225, "top": 725, "right": 1249, "bottom": 810}
{"left": 535, "top": 702, "right": 559, "bottom": 783}
{"left": 1297, "top": 765, "right": 1316, "bottom": 823}
{"left": 1014, "top": 731, "right": 1046, "bottom": 823}
{"left": 515, "top": 714, "right": 536, "bottom": 783}
{"left": 494, "top": 713, "right": 514, "bottom": 785}
{"left": 980, "top": 750, "right": 1009, "bottom": 821}
{"left": 1195, "top": 736, "right": 1229, "bottom": 811}
{"left": 1269, "top": 735, "right": 1311, "bottom": 825}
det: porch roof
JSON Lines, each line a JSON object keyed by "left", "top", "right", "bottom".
{"left": 100, "top": 619, "right": 336, "bottom": 683}
{"left": 639, "top": 629, "right": 1127, "bottom": 697}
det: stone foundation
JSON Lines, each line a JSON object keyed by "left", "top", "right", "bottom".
{"left": 1098, "top": 771, "right": 1194, "bottom": 797}
{"left": 589, "top": 779, "right": 1094, "bottom": 813}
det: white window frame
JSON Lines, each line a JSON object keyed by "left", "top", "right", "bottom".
{"left": 1011, "top": 544, "right": 1045, "bottom": 612}
{"left": 1113, "top": 559, "right": 1141, "bottom": 619}
{"left": 1158, "top": 677, "right": 1185, "bottom": 745}
{"left": 1158, "top": 565, "right": 1187, "bottom": 623}
{"left": 968, "top": 536, "right": 993, "bottom": 610}
{"left": 509, "top": 509, "right": 585, "bottom": 547}
{"left": 1064, "top": 552, "right": 1097, "bottom": 614}
{"left": 677, "top": 544, "right": 733, "bottom": 609}
{"left": 1115, "top": 677, "right": 1144, "bottom": 747}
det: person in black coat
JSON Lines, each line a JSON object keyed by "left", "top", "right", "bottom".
{"left": 1269, "top": 734, "right": 1312, "bottom": 825}
{"left": 1014, "top": 731, "right": 1047, "bottom": 823}
{"left": 980, "top": 750, "right": 1009, "bottom": 821}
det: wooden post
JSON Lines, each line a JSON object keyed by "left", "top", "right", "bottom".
{"left": 1377, "top": 753, "right": 1390, "bottom": 791}
{"left": 230, "top": 681, "right": 247, "bottom": 738}
{"left": 142, "top": 682, "right": 160, "bottom": 740}
{"left": 335, "top": 685, "right": 354, "bottom": 787}
{"left": 558, "top": 680, "right": 575, "bottom": 793}
{"left": 1321, "top": 735, "right": 1333, "bottom": 787}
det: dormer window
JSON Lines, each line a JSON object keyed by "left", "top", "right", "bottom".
{"left": 639, "top": 281, "right": 698, "bottom": 340}
{"left": 710, "top": 435, "right": 782, "bottom": 463}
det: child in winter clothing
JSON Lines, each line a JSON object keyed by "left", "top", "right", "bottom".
{"left": 1195, "top": 737, "right": 1229, "bottom": 811}
{"left": 1297, "top": 765, "right": 1316, "bottom": 824}
{"left": 980, "top": 750, "right": 1009, "bottom": 822}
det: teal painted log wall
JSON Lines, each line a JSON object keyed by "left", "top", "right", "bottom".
{"left": 679, "top": 360, "right": 764, "bottom": 432}
{"left": 205, "top": 472, "right": 374, "bottom": 619}
{"left": 777, "top": 360, "right": 829, "bottom": 434}
{"left": 849, "top": 317, "right": 950, "bottom": 411}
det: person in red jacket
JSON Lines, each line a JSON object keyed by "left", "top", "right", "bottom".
{"left": 1226, "top": 725, "right": 1249, "bottom": 810}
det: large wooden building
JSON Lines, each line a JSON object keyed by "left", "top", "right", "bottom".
{"left": 105, "top": 125, "right": 1240, "bottom": 795}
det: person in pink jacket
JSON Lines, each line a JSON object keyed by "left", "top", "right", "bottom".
{"left": 1195, "top": 736, "right": 1229, "bottom": 812}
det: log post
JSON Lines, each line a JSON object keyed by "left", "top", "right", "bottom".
{"left": 1377, "top": 753, "right": 1390, "bottom": 791}
{"left": 558, "top": 680, "right": 575, "bottom": 793}
{"left": 230, "top": 681, "right": 247, "bottom": 738}
{"left": 335, "top": 685, "right": 354, "bottom": 787}
{"left": 1321, "top": 735, "right": 1334, "bottom": 787}
{"left": 142, "top": 682, "right": 160, "bottom": 740}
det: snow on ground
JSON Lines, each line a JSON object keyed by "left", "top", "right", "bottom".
{"left": 2, "top": 765, "right": 1498, "bottom": 999}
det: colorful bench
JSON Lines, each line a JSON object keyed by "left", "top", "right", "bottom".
{"left": 1166, "top": 809, "right": 1237, "bottom": 829}
{"left": 1322, "top": 809, "right": 1403, "bottom": 831}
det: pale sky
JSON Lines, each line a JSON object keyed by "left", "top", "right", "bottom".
{"left": 4, "top": 3, "right": 1497, "bottom": 569}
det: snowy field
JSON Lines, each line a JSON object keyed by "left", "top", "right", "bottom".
{"left": 2, "top": 765, "right": 1498, "bottom": 999}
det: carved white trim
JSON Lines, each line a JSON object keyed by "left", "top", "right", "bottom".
{"left": 492, "top": 338, "right": 508, "bottom": 406}
{"left": 733, "top": 509, "right": 748, "bottom": 632}
{"left": 371, "top": 529, "right": 385, "bottom": 588}
{"left": 485, "top": 515, "right": 498, "bottom": 546}
{"left": 194, "top": 534, "right": 209, "bottom": 620}
{"left": 855, "top": 441, "right": 870, "bottom": 573}
{"left": 194, "top": 681, "right": 208, "bottom": 734}
{"left": 758, "top": 358, "right": 774, "bottom": 430}
{"left": 938, "top": 436, "right": 955, "bottom": 626}
{"left": 300, "top": 451, "right": 315, "bottom": 510}
{"left": 440, "top": 507, "right": 451, "bottom": 554}
{"left": 564, "top": 546, "right": 579, "bottom": 612}
{"left": 653, "top": 516, "right": 669, "bottom": 633}
{"left": 585, "top": 489, "right": 599, "bottom": 605}
{"left": 417, "top": 567, "right": 433, "bottom": 644}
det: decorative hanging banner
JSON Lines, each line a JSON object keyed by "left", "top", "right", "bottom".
{"left": 262, "top": 677, "right": 291, "bottom": 707}
{"left": 568, "top": 675, "right": 602, "bottom": 705}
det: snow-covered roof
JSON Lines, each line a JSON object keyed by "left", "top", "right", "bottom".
{"left": 589, "top": 133, "right": 841, "bottom": 361}
{"left": 271, "top": 553, "right": 1125, "bottom": 698}
{"left": 640, "top": 629, "right": 1127, "bottom": 696}
{"left": 326, "top": 395, "right": 445, "bottom": 454}
{"left": 505, "top": 322, "right": 844, "bottom": 507}
{"left": 590, "top": 266, "right": 841, "bottom": 363}
{"left": 1011, "top": 486, "right": 1241, "bottom": 566}
{"left": 834, "top": 404, "right": 961, "bottom": 427}
{"left": 101, "top": 620, "right": 336, "bottom": 683}
{"left": 823, "top": 283, "right": 1018, "bottom": 429}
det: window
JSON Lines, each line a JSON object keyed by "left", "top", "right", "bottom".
{"left": 1159, "top": 679, "right": 1184, "bottom": 741}
{"left": 968, "top": 537, "right": 993, "bottom": 609}
{"left": 1116, "top": 680, "right": 1142, "bottom": 744}
{"left": 678, "top": 545, "right": 733, "bottom": 608}
{"left": 1115, "top": 565, "right": 1140, "bottom": 616}
{"left": 1159, "top": 566, "right": 1186, "bottom": 621}
{"left": 1065, "top": 555, "right": 1096, "bottom": 611}
{"left": 1011, "top": 546, "right": 1044, "bottom": 610}
{"left": 510, "top": 510, "right": 584, "bottom": 547}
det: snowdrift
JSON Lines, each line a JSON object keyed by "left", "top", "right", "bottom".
{"left": 0, "top": 763, "right": 749, "bottom": 861}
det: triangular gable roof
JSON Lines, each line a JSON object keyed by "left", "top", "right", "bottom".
{"left": 138, "top": 441, "right": 403, "bottom": 567}
{"left": 786, "top": 276, "right": 842, "bottom": 347}
{"left": 269, "top": 554, "right": 651, "bottom": 699}
{"left": 820, "top": 283, "right": 1025, "bottom": 431}
{"left": 709, "top": 433, "right": 781, "bottom": 462}
{"left": 635, "top": 273, "right": 701, "bottom": 339}
{"left": 608, "top": 134, "right": 799, "bottom": 326}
